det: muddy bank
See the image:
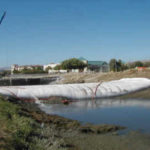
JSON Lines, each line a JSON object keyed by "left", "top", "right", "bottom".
{"left": 118, "top": 87, "right": 150, "bottom": 99}
{"left": 12, "top": 97, "right": 124, "bottom": 133}
{"left": 68, "top": 131, "right": 150, "bottom": 150}
{"left": 0, "top": 96, "right": 125, "bottom": 150}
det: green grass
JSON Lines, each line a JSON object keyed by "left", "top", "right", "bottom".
{"left": 0, "top": 96, "right": 71, "bottom": 150}
{"left": 0, "top": 96, "right": 41, "bottom": 150}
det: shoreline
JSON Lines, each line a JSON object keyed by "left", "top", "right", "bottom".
{"left": 117, "top": 87, "right": 150, "bottom": 99}
{"left": 1, "top": 95, "right": 150, "bottom": 149}
{"left": 0, "top": 96, "right": 125, "bottom": 150}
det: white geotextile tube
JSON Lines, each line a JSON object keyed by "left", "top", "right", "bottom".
{"left": 0, "top": 78, "right": 150, "bottom": 100}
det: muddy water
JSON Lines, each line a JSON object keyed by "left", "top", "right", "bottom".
{"left": 40, "top": 99, "right": 150, "bottom": 133}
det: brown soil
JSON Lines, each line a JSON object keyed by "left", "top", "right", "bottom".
{"left": 118, "top": 87, "right": 150, "bottom": 99}
{"left": 60, "top": 69, "right": 150, "bottom": 84}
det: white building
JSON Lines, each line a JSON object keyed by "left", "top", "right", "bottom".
{"left": 11, "top": 64, "right": 43, "bottom": 74}
{"left": 43, "top": 63, "right": 60, "bottom": 71}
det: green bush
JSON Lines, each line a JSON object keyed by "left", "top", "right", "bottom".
{"left": 109, "top": 59, "right": 128, "bottom": 72}
{"left": 13, "top": 68, "right": 47, "bottom": 74}
{"left": 61, "top": 58, "right": 87, "bottom": 70}
{"left": 0, "top": 98, "right": 39, "bottom": 150}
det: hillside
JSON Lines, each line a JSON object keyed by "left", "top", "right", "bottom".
{"left": 60, "top": 69, "right": 150, "bottom": 84}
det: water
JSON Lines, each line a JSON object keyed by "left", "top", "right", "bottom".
{"left": 0, "top": 76, "right": 58, "bottom": 86}
{"left": 40, "top": 99, "right": 150, "bottom": 133}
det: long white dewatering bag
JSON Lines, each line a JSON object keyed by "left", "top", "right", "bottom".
{"left": 0, "top": 78, "right": 150, "bottom": 100}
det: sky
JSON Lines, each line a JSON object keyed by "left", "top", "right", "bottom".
{"left": 1, "top": 0, "right": 150, "bottom": 67}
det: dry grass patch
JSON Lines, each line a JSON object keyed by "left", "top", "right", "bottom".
{"left": 60, "top": 69, "right": 150, "bottom": 84}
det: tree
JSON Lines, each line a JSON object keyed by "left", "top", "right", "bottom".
{"left": 109, "top": 59, "right": 127, "bottom": 72}
{"left": 134, "top": 61, "right": 143, "bottom": 67}
{"left": 144, "top": 61, "right": 150, "bottom": 67}
{"left": 15, "top": 66, "right": 46, "bottom": 74}
{"left": 128, "top": 61, "right": 144, "bottom": 68}
{"left": 61, "top": 58, "right": 87, "bottom": 70}
{"left": 121, "top": 63, "right": 129, "bottom": 70}
{"left": 45, "top": 66, "right": 52, "bottom": 72}
{"left": 109, "top": 59, "right": 117, "bottom": 72}
{"left": 13, "top": 70, "right": 20, "bottom": 74}
{"left": 117, "top": 59, "right": 127, "bottom": 71}
{"left": 54, "top": 65, "right": 62, "bottom": 70}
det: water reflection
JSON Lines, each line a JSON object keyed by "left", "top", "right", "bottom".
{"left": 40, "top": 99, "right": 150, "bottom": 133}
{"left": 40, "top": 99, "right": 150, "bottom": 114}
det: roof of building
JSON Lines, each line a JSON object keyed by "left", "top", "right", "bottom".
{"left": 88, "top": 61, "right": 107, "bottom": 66}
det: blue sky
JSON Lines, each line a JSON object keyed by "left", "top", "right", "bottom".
{"left": 0, "top": 0, "right": 150, "bottom": 67}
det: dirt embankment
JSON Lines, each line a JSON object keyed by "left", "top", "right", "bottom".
{"left": 118, "top": 87, "right": 150, "bottom": 99}
{"left": 60, "top": 69, "right": 150, "bottom": 84}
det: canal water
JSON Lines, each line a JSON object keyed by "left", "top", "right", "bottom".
{"left": 40, "top": 99, "right": 150, "bottom": 133}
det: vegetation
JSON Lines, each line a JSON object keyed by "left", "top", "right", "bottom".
{"left": 54, "top": 64, "right": 62, "bottom": 70}
{"left": 0, "top": 70, "right": 11, "bottom": 77}
{"left": 0, "top": 97, "right": 40, "bottom": 150}
{"left": 128, "top": 61, "right": 144, "bottom": 69}
{"left": 109, "top": 58, "right": 150, "bottom": 72}
{"left": 126, "top": 60, "right": 150, "bottom": 69}
{"left": 61, "top": 58, "right": 87, "bottom": 70}
{"left": 13, "top": 67, "right": 47, "bottom": 74}
{"left": 143, "top": 61, "right": 150, "bottom": 67}
{"left": 0, "top": 96, "right": 77, "bottom": 150}
{"left": 109, "top": 59, "right": 128, "bottom": 72}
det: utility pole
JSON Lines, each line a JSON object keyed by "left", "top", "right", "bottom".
{"left": 0, "top": 11, "right": 6, "bottom": 25}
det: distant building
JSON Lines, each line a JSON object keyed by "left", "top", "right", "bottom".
{"left": 136, "top": 67, "right": 147, "bottom": 71}
{"left": 78, "top": 57, "right": 109, "bottom": 72}
{"left": 11, "top": 64, "right": 19, "bottom": 73}
{"left": 88, "top": 61, "right": 109, "bottom": 72}
{"left": 43, "top": 63, "right": 60, "bottom": 71}
{"left": 11, "top": 64, "right": 43, "bottom": 74}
